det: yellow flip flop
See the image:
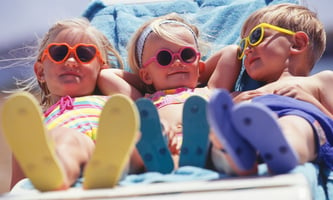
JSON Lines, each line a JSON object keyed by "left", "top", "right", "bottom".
{"left": 0, "top": 92, "right": 65, "bottom": 191}
{"left": 83, "top": 94, "right": 139, "bottom": 189}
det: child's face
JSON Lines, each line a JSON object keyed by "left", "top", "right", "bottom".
{"left": 242, "top": 24, "right": 295, "bottom": 83}
{"left": 139, "top": 26, "right": 200, "bottom": 91}
{"left": 34, "top": 28, "right": 105, "bottom": 98}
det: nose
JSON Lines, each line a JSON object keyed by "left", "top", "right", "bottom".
{"left": 64, "top": 54, "right": 79, "bottom": 67}
{"left": 171, "top": 56, "right": 182, "bottom": 67}
{"left": 244, "top": 45, "right": 253, "bottom": 57}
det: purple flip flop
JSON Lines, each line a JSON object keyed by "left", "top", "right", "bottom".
{"left": 232, "top": 102, "right": 299, "bottom": 174}
{"left": 207, "top": 89, "right": 257, "bottom": 171}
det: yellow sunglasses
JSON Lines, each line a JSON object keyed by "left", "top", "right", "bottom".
{"left": 238, "top": 23, "right": 296, "bottom": 59}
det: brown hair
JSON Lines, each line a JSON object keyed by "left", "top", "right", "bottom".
{"left": 241, "top": 3, "right": 326, "bottom": 67}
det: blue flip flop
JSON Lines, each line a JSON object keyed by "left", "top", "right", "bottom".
{"left": 207, "top": 89, "right": 257, "bottom": 171}
{"left": 232, "top": 102, "right": 299, "bottom": 174}
{"left": 179, "top": 95, "right": 210, "bottom": 168}
{"left": 135, "top": 98, "right": 174, "bottom": 174}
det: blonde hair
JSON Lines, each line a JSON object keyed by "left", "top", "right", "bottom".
{"left": 241, "top": 3, "right": 326, "bottom": 67}
{"left": 127, "top": 13, "right": 203, "bottom": 75}
{"left": 20, "top": 18, "right": 123, "bottom": 108}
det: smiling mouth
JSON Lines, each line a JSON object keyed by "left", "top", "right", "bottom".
{"left": 60, "top": 72, "right": 80, "bottom": 77}
{"left": 248, "top": 57, "right": 259, "bottom": 65}
{"left": 168, "top": 70, "right": 188, "bottom": 75}
{"left": 59, "top": 73, "right": 81, "bottom": 83}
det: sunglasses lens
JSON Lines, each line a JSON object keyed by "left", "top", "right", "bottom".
{"left": 249, "top": 27, "right": 262, "bottom": 45}
{"left": 157, "top": 50, "right": 172, "bottom": 66}
{"left": 181, "top": 48, "right": 197, "bottom": 63}
{"left": 49, "top": 45, "right": 68, "bottom": 62}
{"left": 76, "top": 46, "right": 97, "bottom": 63}
{"left": 238, "top": 39, "right": 246, "bottom": 57}
{"left": 239, "top": 39, "right": 246, "bottom": 51}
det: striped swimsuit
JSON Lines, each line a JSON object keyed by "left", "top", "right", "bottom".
{"left": 44, "top": 95, "right": 108, "bottom": 141}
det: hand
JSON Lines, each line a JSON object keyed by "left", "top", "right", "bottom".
{"left": 274, "top": 83, "right": 333, "bottom": 118}
{"left": 168, "top": 133, "right": 181, "bottom": 155}
{"left": 232, "top": 90, "right": 265, "bottom": 103}
{"left": 273, "top": 84, "right": 313, "bottom": 102}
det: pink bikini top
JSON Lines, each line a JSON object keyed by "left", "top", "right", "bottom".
{"left": 144, "top": 87, "right": 196, "bottom": 109}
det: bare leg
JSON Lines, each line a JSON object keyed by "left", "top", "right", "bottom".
{"left": 128, "top": 148, "right": 145, "bottom": 174}
{"left": 50, "top": 127, "right": 95, "bottom": 188}
{"left": 210, "top": 133, "right": 258, "bottom": 176}
{"left": 10, "top": 158, "right": 25, "bottom": 189}
{"left": 278, "top": 116, "right": 317, "bottom": 164}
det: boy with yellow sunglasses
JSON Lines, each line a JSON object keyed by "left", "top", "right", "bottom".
{"left": 206, "top": 3, "right": 333, "bottom": 178}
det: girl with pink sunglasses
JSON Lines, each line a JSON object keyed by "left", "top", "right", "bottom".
{"left": 98, "top": 13, "right": 242, "bottom": 174}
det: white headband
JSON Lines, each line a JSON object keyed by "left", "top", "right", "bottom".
{"left": 136, "top": 20, "right": 199, "bottom": 68}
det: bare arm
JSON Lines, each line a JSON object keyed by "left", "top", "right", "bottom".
{"left": 313, "top": 70, "right": 333, "bottom": 117}
{"left": 232, "top": 90, "right": 266, "bottom": 103}
{"left": 98, "top": 68, "right": 144, "bottom": 100}
{"left": 205, "top": 45, "right": 242, "bottom": 91}
{"left": 273, "top": 71, "right": 333, "bottom": 118}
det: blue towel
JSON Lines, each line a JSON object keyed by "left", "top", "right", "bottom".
{"left": 119, "top": 166, "right": 221, "bottom": 185}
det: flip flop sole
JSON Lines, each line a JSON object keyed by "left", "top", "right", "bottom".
{"left": 232, "top": 103, "right": 299, "bottom": 174}
{"left": 135, "top": 98, "right": 174, "bottom": 174}
{"left": 207, "top": 89, "right": 257, "bottom": 171}
{"left": 83, "top": 94, "right": 139, "bottom": 189}
{"left": 179, "top": 95, "right": 210, "bottom": 168}
{"left": 1, "top": 92, "right": 65, "bottom": 191}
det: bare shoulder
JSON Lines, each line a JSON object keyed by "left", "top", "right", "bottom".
{"left": 313, "top": 70, "right": 333, "bottom": 78}
{"left": 311, "top": 70, "right": 333, "bottom": 85}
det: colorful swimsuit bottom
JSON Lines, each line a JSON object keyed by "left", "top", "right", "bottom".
{"left": 253, "top": 94, "right": 333, "bottom": 170}
{"left": 44, "top": 95, "right": 108, "bottom": 141}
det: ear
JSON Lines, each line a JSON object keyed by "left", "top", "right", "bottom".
{"left": 198, "top": 61, "right": 205, "bottom": 73}
{"left": 139, "top": 69, "right": 153, "bottom": 85}
{"left": 290, "top": 31, "right": 309, "bottom": 54}
{"left": 34, "top": 61, "right": 45, "bottom": 82}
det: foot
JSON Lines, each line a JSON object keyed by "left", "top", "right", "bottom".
{"left": 207, "top": 89, "right": 257, "bottom": 172}
{"left": 1, "top": 92, "right": 66, "bottom": 191}
{"left": 83, "top": 94, "right": 139, "bottom": 189}
{"left": 135, "top": 98, "right": 174, "bottom": 174}
{"left": 232, "top": 102, "right": 299, "bottom": 174}
{"left": 179, "top": 95, "right": 210, "bottom": 168}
